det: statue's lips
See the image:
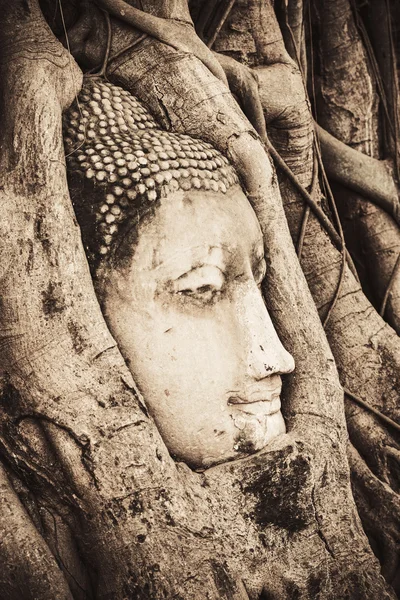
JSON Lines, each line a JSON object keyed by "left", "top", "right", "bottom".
{"left": 228, "top": 393, "right": 281, "bottom": 416}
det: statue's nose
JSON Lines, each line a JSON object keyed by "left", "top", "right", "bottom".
{"left": 243, "top": 284, "right": 295, "bottom": 381}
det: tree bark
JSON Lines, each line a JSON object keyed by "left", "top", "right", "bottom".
{"left": 192, "top": 0, "right": 400, "bottom": 589}
{"left": 315, "top": 0, "right": 400, "bottom": 335}
{"left": 0, "top": 0, "right": 397, "bottom": 598}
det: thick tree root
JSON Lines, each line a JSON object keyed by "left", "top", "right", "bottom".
{"left": 316, "top": 124, "right": 400, "bottom": 226}
{"left": 94, "top": 0, "right": 228, "bottom": 84}
{"left": 348, "top": 443, "right": 400, "bottom": 595}
{"left": 315, "top": 0, "right": 400, "bottom": 335}
{"left": 194, "top": 0, "right": 400, "bottom": 585}
{"left": 0, "top": 1, "right": 396, "bottom": 597}
{"left": 0, "top": 463, "right": 74, "bottom": 600}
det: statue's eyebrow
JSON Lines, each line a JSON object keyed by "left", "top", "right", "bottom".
{"left": 153, "top": 244, "right": 229, "bottom": 274}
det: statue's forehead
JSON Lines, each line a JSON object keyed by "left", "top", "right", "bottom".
{"left": 134, "top": 191, "right": 264, "bottom": 276}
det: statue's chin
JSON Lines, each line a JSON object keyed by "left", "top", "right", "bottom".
{"left": 192, "top": 410, "right": 287, "bottom": 471}
{"left": 232, "top": 409, "right": 286, "bottom": 455}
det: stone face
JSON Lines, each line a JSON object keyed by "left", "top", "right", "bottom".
{"left": 99, "top": 185, "right": 294, "bottom": 469}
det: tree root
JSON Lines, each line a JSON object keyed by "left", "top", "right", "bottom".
{"left": 0, "top": 462, "right": 74, "bottom": 600}
{"left": 348, "top": 443, "right": 400, "bottom": 594}
{"left": 345, "top": 389, "right": 400, "bottom": 436}
{"left": 316, "top": 124, "right": 400, "bottom": 226}
{"left": 213, "top": 53, "right": 360, "bottom": 281}
{"left": 93, "top": 0, "right": 228, "bottom": 84}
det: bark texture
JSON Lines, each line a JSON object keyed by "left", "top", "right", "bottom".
{"left": 191, "top": 0, "right": 400, "bottom": 590}
{"left": 0, "top": 0, "right": 398, "bottom": 598}
{"left": 315, "top": 0, "right": 400, "bottom": 335}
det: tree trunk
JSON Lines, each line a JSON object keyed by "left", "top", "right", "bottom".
{"left": 0, "top": 0, "right": 398, "bottom": 598}
{"left": 194, "top": 0, "right": 400, "bottom": 591}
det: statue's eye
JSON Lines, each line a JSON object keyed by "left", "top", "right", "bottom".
{"left": 174, "top": 266, "right": 225, "bottom": 304}
{"left": 178, "top": 285, "right": 221, "bottom": 304}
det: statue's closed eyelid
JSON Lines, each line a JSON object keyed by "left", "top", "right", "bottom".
{"left": 173, "top": 265, "right": 225, "bottom": 292}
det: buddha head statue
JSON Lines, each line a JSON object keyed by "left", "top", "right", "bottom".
{"left": 63, "top": 79, "right": 295, "bottom": 470}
